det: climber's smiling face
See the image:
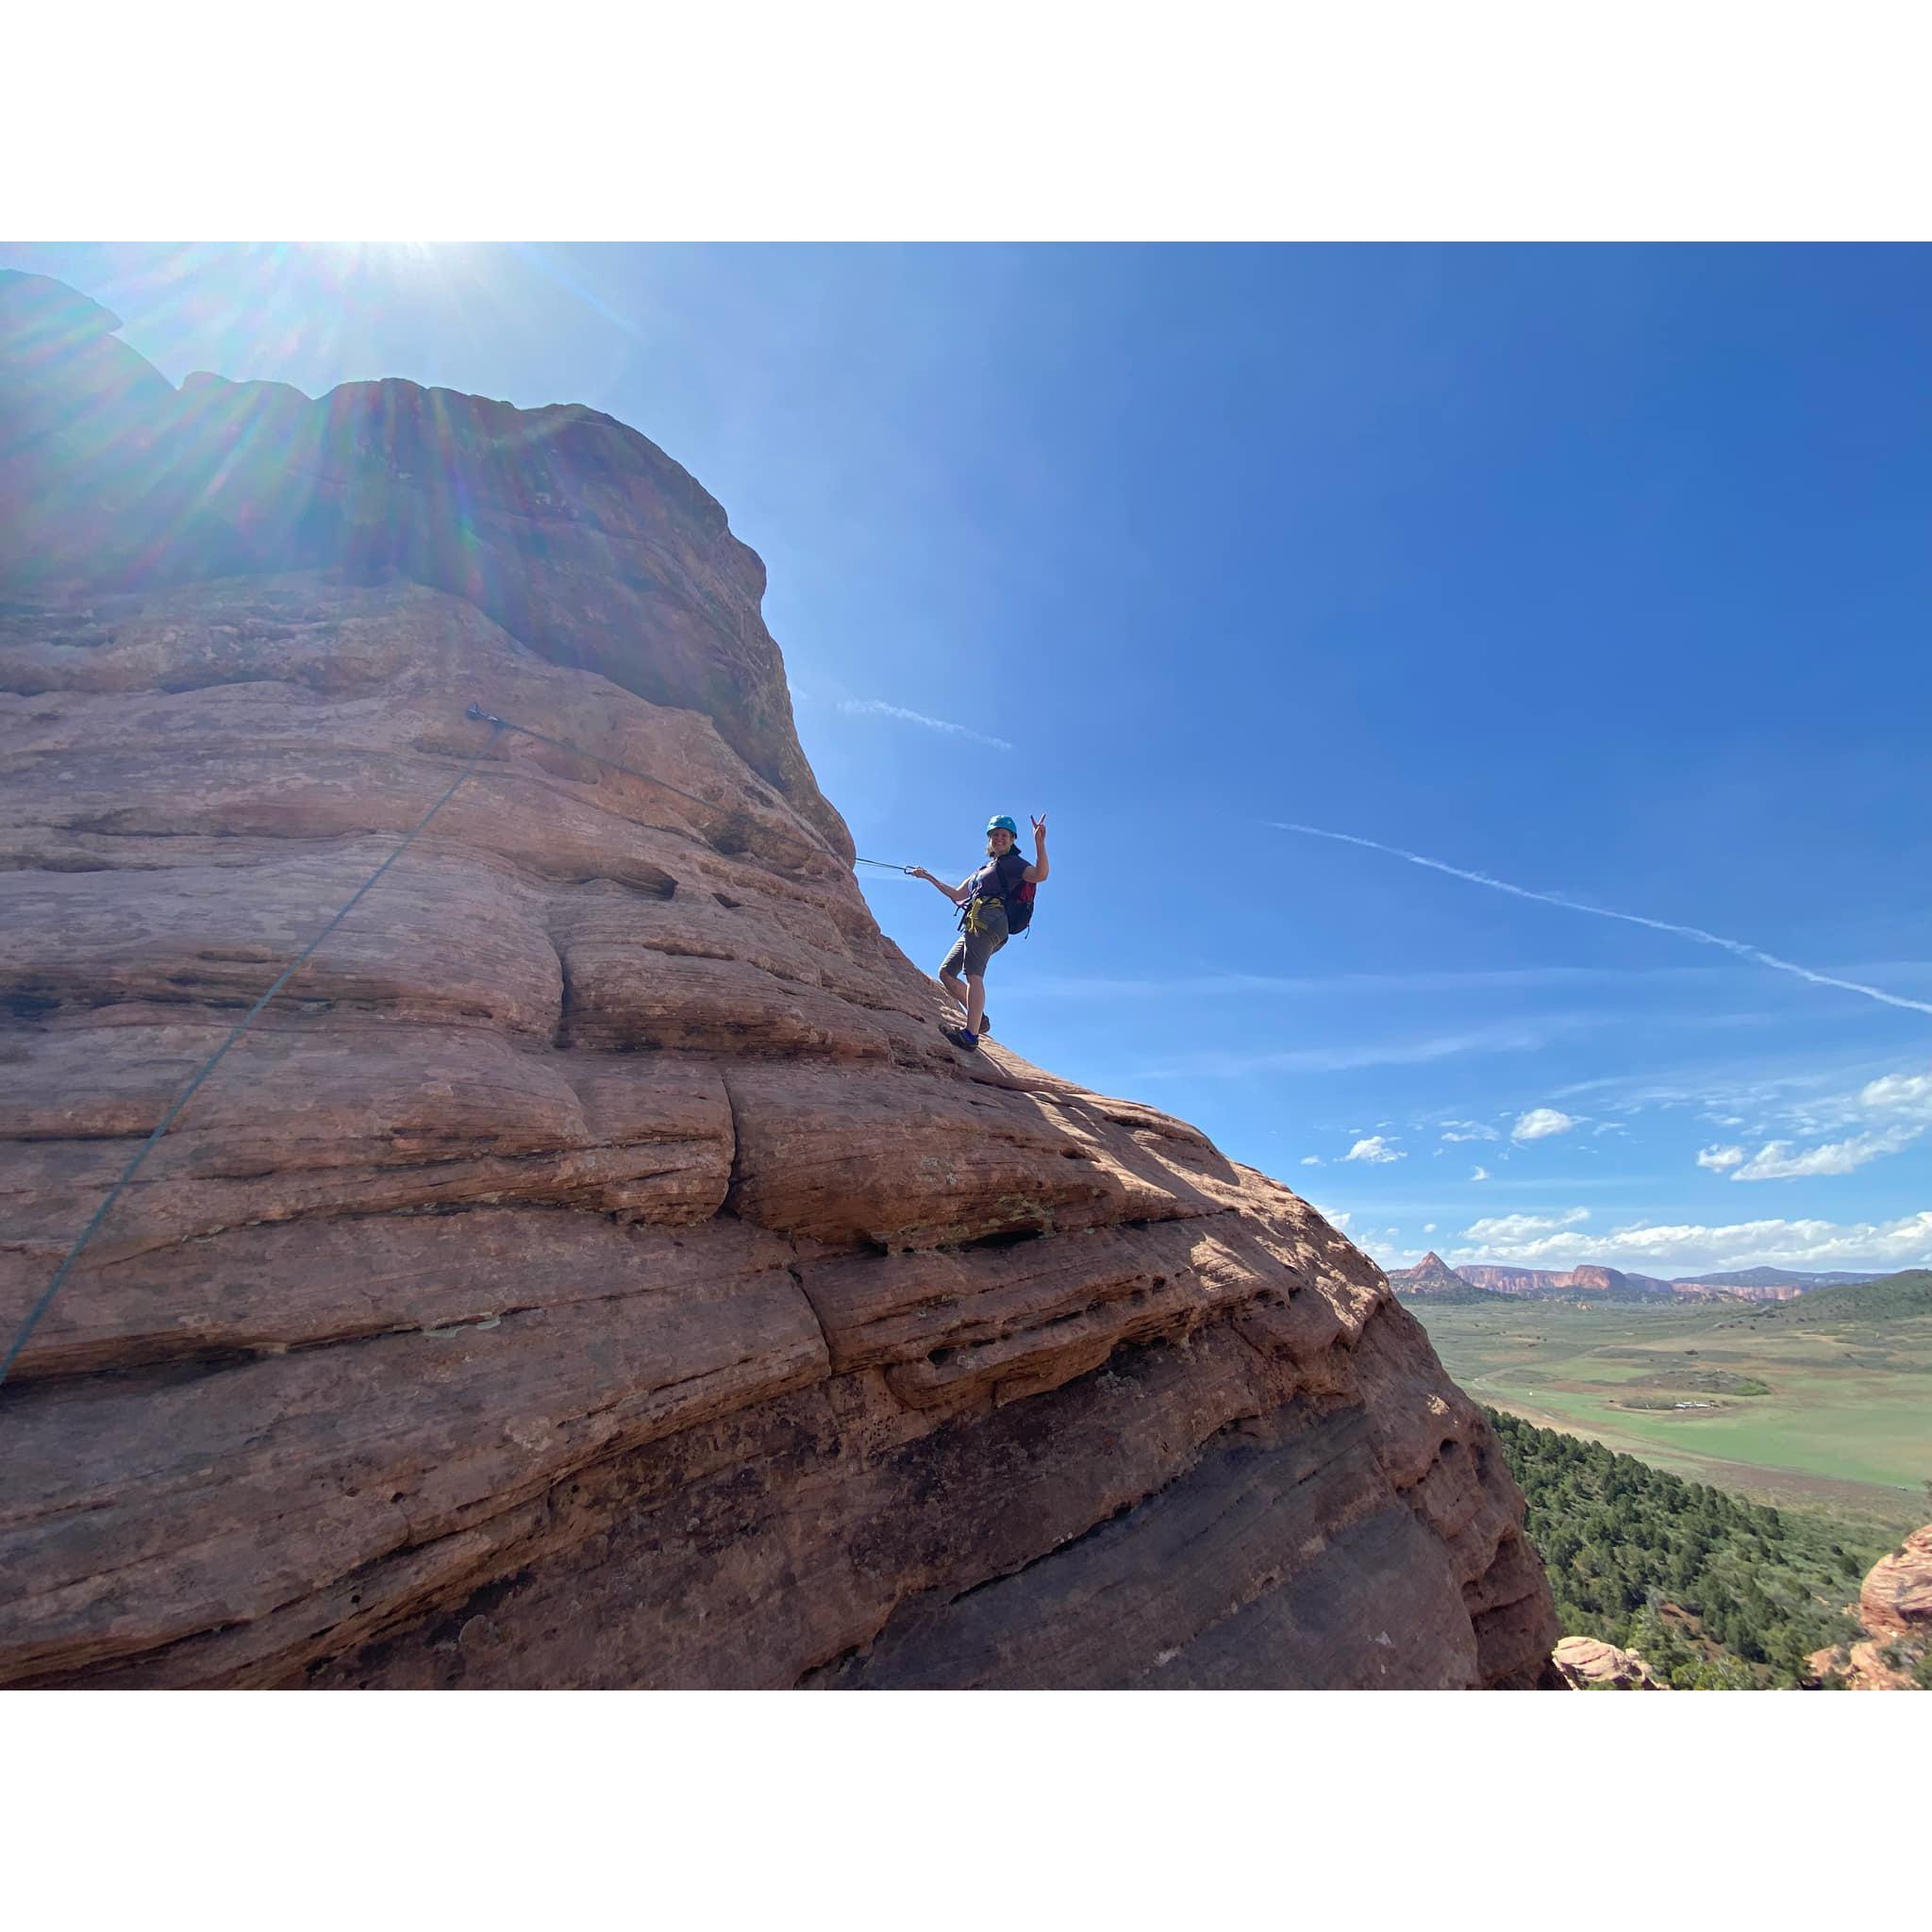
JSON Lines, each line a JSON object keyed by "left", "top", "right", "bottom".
{"left": 988, "top": 827, "right": 1015, "bottom": 856}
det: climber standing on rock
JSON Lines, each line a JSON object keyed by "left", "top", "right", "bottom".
{"left": 910, "top": 813, "right": 1048, "bottom": 1052}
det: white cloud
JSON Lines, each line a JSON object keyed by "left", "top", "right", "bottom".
{"left": 1512, "top": 1108, "right": 1580, "bottom": 1143}
{"left": 1860, "top": 1070, "right": 1932, "bottom": 1113}
{"left": 1561, "top": 1058, "right": 1932, "bottom": 1142}
{"left": 1462, "top": 1209, "right": 1591, "bottom": 1243}
{"left": 838, "top": 698, "right": 1013, "bottom": 753}
{"left": 1441, "top": 1121, "right": 1501, "bottom": 1142}
{"left": 1697, "top": 1144, "right": 1746, "bottom": 1172}
{"left": 1343, "top": 1136, "right": 1405, "bottom": 1164}
{"left": 1593, "top": 1122, "right": 1627, "bottom": 1135}
{"left": 1446, "top": 1210, "right": 1932, "bottom": 1274}
{"left": 1423, "top": 1224, "right": 1437, "bottom": 1235}
{"left": 1470, "top": 1165, "right": 1491, "bottom": 1181}
{"left": 1729, "top": 1125, "right": 1924, "bottom": 1181}
{"left": 1300, "top": 1155, "right": 1324, "bottom": 1167}
{"left": 1310, "top": 1205, "right": 1352, "bottom": 1230}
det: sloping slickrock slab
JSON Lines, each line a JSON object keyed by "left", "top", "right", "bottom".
{"left": 1, "top": 1031, "right": 732, "bottom": 1291}
{"left": 0, "top": 852, "right": 563, "bottom": 1037}
{"left": 799, "top": 1212, "right": 1362, "bottom": 1412}
{"left": 811, "top": 1406, "right": 1478, "bottom": 1690}
{"left": 0, "top": 1202, "right": 779, "bottom": 1382}
{"left": 0, "top": 1221, "right": 825, "bottom": 1686}
{"left": 305, "top": 1325, "right": 1543, "bottom": 1692}
{"left": 724, "top": 1061, "right": 1241, "bottom": 1249}
{"left": 561, "top": 943, "right": 894, "bottom": 1060}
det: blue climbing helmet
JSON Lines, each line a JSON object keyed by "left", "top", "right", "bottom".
{"left": 986, "top": 814, "right": 1019, "bottom": 837}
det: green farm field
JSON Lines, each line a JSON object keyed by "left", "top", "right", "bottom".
{"left": 1412, "top": 1278, "right": 1932, "bottom": 1539}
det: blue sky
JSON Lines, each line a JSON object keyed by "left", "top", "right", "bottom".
{"left": 13, "top": 242, "right": 1929, "bottom": 1277}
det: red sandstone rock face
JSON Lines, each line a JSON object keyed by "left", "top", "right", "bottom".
{"left": 1807, "top": 1526, "right": 1931, "bottom": 1690}
{"left": 0, "top": 267, "right": 841, "bottom": 857}
{"left": 1859, "top": 1524, "right": 1932, "bottom": 1639}
{"left": 1552, "top": 1636, "right": 1663, "bottom": 1690}
{"left": 1816, "top": 1524, "right": 1932, "bottom": 1689}
{"left": 0, "top": 275, "right": 1558, "bottom": 1690}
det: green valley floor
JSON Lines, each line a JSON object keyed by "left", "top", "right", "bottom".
{"left": 1412, "top": 1284, "right": 1932, "bottom": 1541}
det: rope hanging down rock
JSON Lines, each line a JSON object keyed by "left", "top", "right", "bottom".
{"left": 1, "top": 702, "right": 927, "bottom": 1393}
{"left": 0, "top": 721, "right": 507, "bottom": 1393}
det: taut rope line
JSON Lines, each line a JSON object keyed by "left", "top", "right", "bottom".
{"left": 0, "top": 722, "right": 506, "bottom": 1392}
{"left": 1, "top": 703, "right": 938, "bottom": 1392}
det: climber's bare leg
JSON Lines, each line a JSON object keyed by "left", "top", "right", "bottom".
{"left": 964, "top": 974, "right": 987, "bottom": 1035}
{"left": 940, "top": 969, "right": 969, "bottom": 1014}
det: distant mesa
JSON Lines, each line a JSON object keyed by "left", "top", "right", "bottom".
{"left": 1680, "top": 1266, "right": 1874, "bottom": 1290}
{"left": 1455, "top": 1263, "right": 1679, "bottom": 1302}
{"left": 1396, "top": 1255, "right": 1885, "bottom": 1306}
{"left": 1669, "top": 1267, "right": 1874, "bottom": 1301}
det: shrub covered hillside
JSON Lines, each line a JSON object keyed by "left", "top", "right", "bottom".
{"left": 1486, "top": 1410, "right": 1887, "bottom": 1688}
{"left": 1741, "top": 1268, "right": 1932, "bottom": 1331}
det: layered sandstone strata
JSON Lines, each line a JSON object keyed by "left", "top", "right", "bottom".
{"left": 0, "top": 272, "right": 1557, "bottom": 1689}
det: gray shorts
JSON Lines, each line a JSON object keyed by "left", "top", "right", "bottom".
{"left": 941, "top": 900, "right": 1009, "bottom": 980}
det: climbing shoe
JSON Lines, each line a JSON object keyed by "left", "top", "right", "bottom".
{"left": 945, "top": 1025, "right": 981, "bottom": 1051}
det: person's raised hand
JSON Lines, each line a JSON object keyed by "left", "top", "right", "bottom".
{"left": 908, "top": 865, "right": 931, "bottom": 881}
{"left": 1030, "top": 814, "right": 1047, "bottom": 840}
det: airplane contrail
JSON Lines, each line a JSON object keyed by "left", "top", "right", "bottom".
{"left": 1266, "top": 822, "right": 1932, "bottom": 1020}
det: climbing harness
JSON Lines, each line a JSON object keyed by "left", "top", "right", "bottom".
{"left": 957, "top": 858, "right": 1037, "bottom": 939}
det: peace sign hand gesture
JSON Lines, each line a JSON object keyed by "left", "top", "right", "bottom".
{"left": 1030, "top": 814, "right": 1048, "bottom": 841}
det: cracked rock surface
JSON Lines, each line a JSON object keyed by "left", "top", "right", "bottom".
{"left": 0, "top": 270, "right": 1558, "bottom": 1688}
